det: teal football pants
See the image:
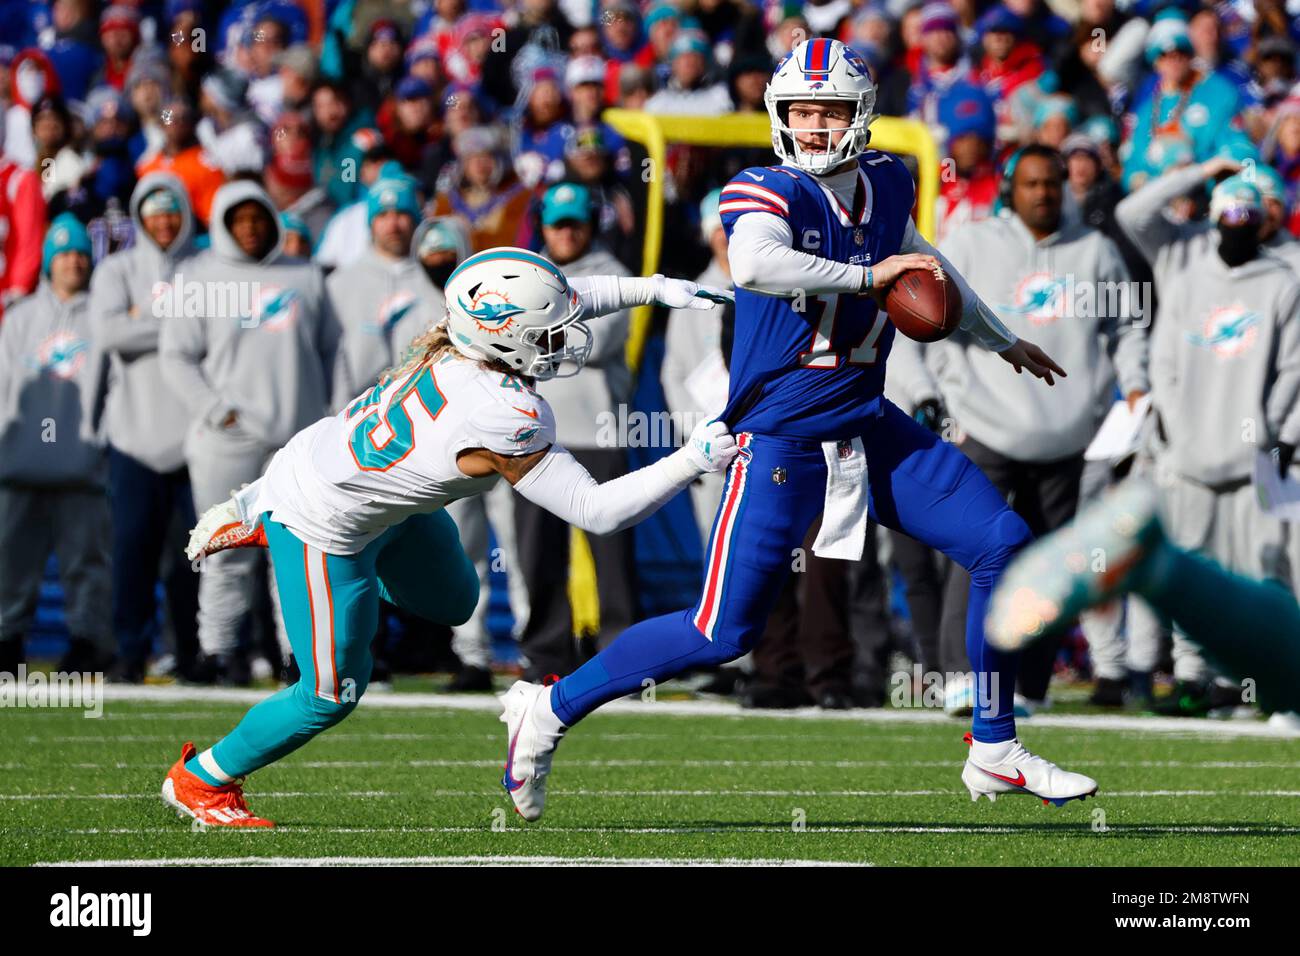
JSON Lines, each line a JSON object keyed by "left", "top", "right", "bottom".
{"left": 191, "top": 510, "right": 478, "bottom": 782}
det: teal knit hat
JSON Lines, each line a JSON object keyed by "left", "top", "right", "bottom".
{"left": 42, "top": 213, "right": 92, "bottom": 276}
{"left": 367, "top": 175, "right": 421, "bottom": 225}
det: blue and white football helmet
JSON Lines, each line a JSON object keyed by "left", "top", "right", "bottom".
{"left": 764, "top": 38, "right": 878, "bottom": 176}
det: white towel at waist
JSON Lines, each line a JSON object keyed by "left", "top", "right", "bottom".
{"left": 811, "top": 436, "right": 869, "bottom": 561}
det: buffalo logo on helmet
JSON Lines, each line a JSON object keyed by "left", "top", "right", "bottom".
{"left": 842, "top": 47, "right": 869, "bottom": 77}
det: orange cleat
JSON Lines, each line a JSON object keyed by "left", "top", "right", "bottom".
{"left": 185, "top": 495, "right": 267, "bottom": 562}
{"left": 161, "top": 742, "right": 275, "bottom": 828}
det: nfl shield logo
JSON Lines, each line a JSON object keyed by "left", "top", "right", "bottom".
{"left": 853, "top": 228, "right": 865, "bottom": 246}
{"left": 771, "top": 466, "right": 787, "bottom": 485}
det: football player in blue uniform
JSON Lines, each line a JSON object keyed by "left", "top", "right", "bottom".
{"left": 501, "top": 37, "right": 1099, "bottom": 819}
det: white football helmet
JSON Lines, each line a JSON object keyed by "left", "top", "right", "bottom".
{"left": 764, "top": 38, "right": 877, "bottom": 175}
{"left": 444, "top": 247, "right": 591, "bottom": 380}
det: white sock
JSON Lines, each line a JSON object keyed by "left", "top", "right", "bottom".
{"left": 533, "top": 686, "right": 567, "bottom": 737}
{"left": 971, "top": 738, "right": 1016, "bottom": 764}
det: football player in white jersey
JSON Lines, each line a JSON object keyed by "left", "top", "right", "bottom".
{"left": 160, "top": 247, "right": 736, "bottom": 827}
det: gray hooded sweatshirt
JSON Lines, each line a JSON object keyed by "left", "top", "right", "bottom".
{"left": 1117, "top": 168, "right": 1300, "bottom": 485}
{"left": 0, "top": 282, "right": 103, "bottom": 486}
{"left": 87, "top": 171, "right": 197, "bottom": 473}
{"left": 327, "top": 242, "right": 446, "bottom": 404}
{"left": 662, "top": 257, "right": 729, "bottom": 421}
{"left": 912, "top": 213, "right": 1147, "bottom": 462}
{"left": 535, "top": 244, "right": 632, "bottom": 449}
{"left": 158, "top": 180, "right": 342, "bottom": 449}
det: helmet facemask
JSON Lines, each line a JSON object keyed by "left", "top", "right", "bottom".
{"left": 767, "top": 93, "right": 875, "bottom": 176}
{"left": 516, "top": 305, "right": 592, "bottom": 380}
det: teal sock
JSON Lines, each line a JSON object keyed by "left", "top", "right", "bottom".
{"left": 209, "top": 683, "right": 355, "bottom": 779}
{"left": 1139, "top": 544, "right": 1300, "bottom": 713}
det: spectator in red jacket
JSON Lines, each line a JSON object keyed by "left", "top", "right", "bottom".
{"left": 426, "top": 0, "right": 466, "bottom": 62}
{"left": 0, "top": 126, "right": 46, "bottom": 316}
{"left": 6, "top": 48, "right": 62, "bottom": 169}
{"left": 378, "top": 76, "right": 439, "bottom": 172}
{"left": 974, "top": 6, "right": 1044, "bottom": 104}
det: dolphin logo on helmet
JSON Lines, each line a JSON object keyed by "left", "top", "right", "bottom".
{"left": 443, "top": 247, "right": 592, "bottom": 380}
{"left": 457, "top": 292, "right": 527, "bottom": 332}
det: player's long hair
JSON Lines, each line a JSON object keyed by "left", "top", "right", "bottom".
{"left": 379, "top": 319, "right": 523, "bottom": 386}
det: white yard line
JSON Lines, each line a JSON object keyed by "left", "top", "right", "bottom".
{"left": 10, "top": 759, "right": 1300, "bottom": 776}
{"left": 7, "top": 789, "right": 1300, "bottom": 801}
{"left": 62, "top": 685, "right": 1298, "bottom": 738}
{"left": 23, "top": 732, "right": 933, "bottom": 744}
{"left": 35, "top": 854, "right": 865, "bottom": 867}
{"left": 33, "top": 822, "right": 1300, "bottom": 843}
{"left": 8, "top": 758, "right": 1300, "bottom": 772}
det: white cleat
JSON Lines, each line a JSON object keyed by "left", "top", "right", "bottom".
{"left": 500, "top": 680, "right": 565, "bottom": 822}
{"left": 960, "top": 733, "right": 1098, "bottom": 807}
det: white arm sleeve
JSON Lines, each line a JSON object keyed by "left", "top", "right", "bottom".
{"left": 727, "top": 212, "right": 867, "bottom": 295}
{"left": 900, "top": 218, "right": 1018, "bottom": 352}
{"left": 511, "top": 444, "right": 701, "bottom": 536}
{"left": 569, "top": 274, "right": 668, "bottom": 320}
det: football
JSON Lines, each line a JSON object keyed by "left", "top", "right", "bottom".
{"left": 885, "top": 267, "right": 963, "bottom": 343}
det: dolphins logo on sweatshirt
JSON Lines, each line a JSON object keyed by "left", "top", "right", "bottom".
{"left": 1187, "top": 306, "right": 1259, "bottom": 358}
{"left": 369, "top": 292, "right": 417, "bottom": 336}
{"left": 1001, "top": 271, "right": 1067, "bottom": 325}
{"left": 248, "top": 286, "right": 301, "bottom": 332}
{"left": 28, "top": 332, "right": 89, "bottom": 379}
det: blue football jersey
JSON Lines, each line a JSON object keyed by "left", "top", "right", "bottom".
{"left": 718, "top": 151, "right": 915, "bottom": 440}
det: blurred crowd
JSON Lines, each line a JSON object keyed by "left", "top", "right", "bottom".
{"left": 0, "top": 0, "right": 1298, "bottom": 720}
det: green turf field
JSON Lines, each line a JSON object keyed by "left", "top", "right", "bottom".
{"left": 3, "top": 691, "right": 1299, "bottom": 866}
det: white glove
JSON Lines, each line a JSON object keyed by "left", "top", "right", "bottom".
{"left": 649, "top": 274, "right": 735, "bottom": 310}
{"left": 684, "top": 418, "right": 739, "bottom": 474}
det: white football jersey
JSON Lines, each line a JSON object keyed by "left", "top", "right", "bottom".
{"left": 237, "top": 352, "right": 557, "bottom": 554}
